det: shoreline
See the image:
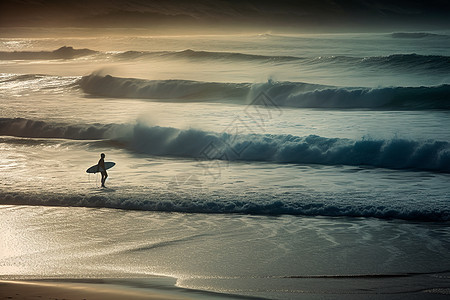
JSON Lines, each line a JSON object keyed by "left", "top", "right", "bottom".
{"left": 0, "top": 278, "right": 246, "bottom": 300}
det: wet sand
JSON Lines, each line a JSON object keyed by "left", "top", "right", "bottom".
{"left": 0, "top": 280, "right": 194, "bottom": 300}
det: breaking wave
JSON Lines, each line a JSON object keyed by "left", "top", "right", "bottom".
{"left": 1, "top": 118, "right": 449, "bottom": 173}
{"left": 79, "top": 74, "right": 450, "bottom": 109}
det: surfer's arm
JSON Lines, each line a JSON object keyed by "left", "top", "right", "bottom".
{"left": 97, "top": 159, "right": 105, "bottom": 172}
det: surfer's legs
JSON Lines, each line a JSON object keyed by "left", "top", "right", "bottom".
{"left": 101, "top": 171, "right": 108, "bottom": 187}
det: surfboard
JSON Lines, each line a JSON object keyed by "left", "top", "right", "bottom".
{"left": 86, "top": 162, "right": 115, "bottom": 173}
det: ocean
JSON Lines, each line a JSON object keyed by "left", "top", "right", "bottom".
{"left": 1, "top": 31, "right": 450, "bottom": 299}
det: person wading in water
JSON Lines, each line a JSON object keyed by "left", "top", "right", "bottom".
{"left": 97, "top": 153, "right": 108, "bottom": 188}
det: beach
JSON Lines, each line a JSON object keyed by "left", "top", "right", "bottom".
{"left": 0, "top": 280, "right": 183, "bottom": 300}
{"left": 0, "top": 279, "right": 231, "bottom": 300}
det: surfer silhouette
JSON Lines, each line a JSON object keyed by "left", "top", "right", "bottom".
{"left": 97, "top": 153, "right": 108, "bottom": 187}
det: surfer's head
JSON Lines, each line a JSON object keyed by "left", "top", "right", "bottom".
{"left": 101, "top": 153, "right": 105, "bottom": 158}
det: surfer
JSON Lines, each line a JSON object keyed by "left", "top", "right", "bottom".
{"left": 97, "top": 153, "right": 108, "bottom": 187}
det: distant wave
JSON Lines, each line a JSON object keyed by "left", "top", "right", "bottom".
{"left": 390, "top": 32, "right": 450, "bottom": 39}
{"left": 0, "top": 118, "right": 119, "bottom": 140}
{"left": 0, "top": 47, "right": 301, "bottom": 62}
{"left": 115, "top": 49, "right": 450, "bottom": 73}
{"left": 0, "top": 73, "right": 79, "bottom": 89}
{"left": 79, "top": 74, "right": 450, "bottom": 109}
{"left": 0, "top": 46, "right": 98, "bottom": 60}
{"left": 1, "top": 118, "right": 449, "bottom": 173}
{"left": 2, "top": 46, "right": 449, "bottom": 75}
{"left": 116, "top": 49, "right": 301, "bottom": 62}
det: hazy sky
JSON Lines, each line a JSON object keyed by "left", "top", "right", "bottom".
{"left": 1, "top": 0, "right": 449, "bottom": 33}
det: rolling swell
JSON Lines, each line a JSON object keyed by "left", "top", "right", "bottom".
{"left": 114, "top": 49, "right": 450, "bottom": 74}
{"left": 116, "top": 49, "right": 301, "bottom": 62}
{"left": 0, "top": 117, "right": 119, "bottom": 140}
{"left": 79, "top": 74, "right": 450, "bottom": 109}
{"left": 79, "top": 74, "right": 251, "bottom": 100}
{"left": 268, "top": 83, "right": 450, "bottom": 109}
{"left": 317, "top": 54, "right": 450, "bottom": 73}
{"left": 3, "top": 45, "right": 448, "bottom": 74}
{"left": 0, "top": 46, "right": 98, "bottom": 60}
{"left": 390, "top": 32, "right": 450, "bottom": 39}
{"left": 1, "top": 118, "right": 449, "bottom": 173}
{"left": 2, "top": 44, "right": 449, "bottom": 78}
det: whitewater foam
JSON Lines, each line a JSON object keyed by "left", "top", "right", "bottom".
{"left": 0, "top": 189, "right": 448, "bottom": 221}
